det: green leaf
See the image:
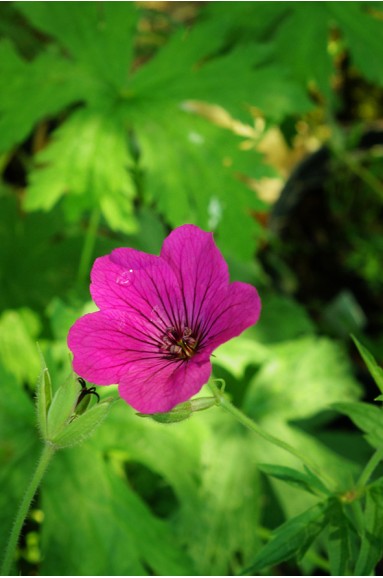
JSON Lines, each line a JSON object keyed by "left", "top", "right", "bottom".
{"left": 355, "top": 478, "right": 383, "bottom": 575}
{"left": 24, "top": 108, "right": 137, "bottom": 234}
{"left": 131, "top": 37, "right": 311, "bottom": 122}
{"left": 0, "top": 191, "right": 88, "bottom": 312}
{"left": 245, "top": 337, "right": 361, "bottom": 421}
{"left": 244, "top": 500, "right": 331, "bottom": 573}
{"left": 329, "top": 2, "right": 383, "bottom": 87}
{"left": 91, "top": 403, "right": 263, "bottom": 576}
{"left": 135, "top": 109, "right": 268, "bottom": 261}
{"left": 213, "top": 336, "right": 268, "bottom": 379}
{"left": 0, "top": 308, "right": 41, "bottom": 385}
{"left": 257, "top": 464, "right": 329, "bottom": 496}
{"left": 352, "top": 335, "right": 383, "bottom": 394}
{"left": 40, "top": 443, "right": 195, "bottom": 576}
{"left": 332, "top": 402, "right": 383, "bottom": 449}
{"left": 16, "top": 1, "right": 139, "bottom": 89}
{"left": 0, "top": 40, "right": 86, "bottom": 152}
{"left": 326, "top": 500, "right": 354, "bottom": 576}
{"left": 252, "top": 294, "right": 316, "bottom": 344}
{"left": 272, "top": 3, "right": 333, "bottom": 98}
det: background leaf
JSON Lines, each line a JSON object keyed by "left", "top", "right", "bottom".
{"left": 244, "top": 500, "right": 331, "bottom": 573}
{"left": 355, "top": 478, "right": 383, "bottom": 575}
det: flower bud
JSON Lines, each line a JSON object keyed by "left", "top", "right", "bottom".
{"left": 50, "top": 398, "right": 114, "bottom": 448}
{"left": 137, "top": 396, "right": 217, "bottom": 424}
{"left": 40, "top": 371, "right": 114, "bottom": 449}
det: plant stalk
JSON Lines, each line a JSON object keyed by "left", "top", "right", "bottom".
{"left": 1, "top": 443, "right": 56, "bottom": 576}
{"left": 209, "top": 381, "right": 334, "bottom": 490}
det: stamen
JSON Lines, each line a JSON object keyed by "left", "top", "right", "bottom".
{"left": 159, "top": 325, "right": 198, "bottom": 360}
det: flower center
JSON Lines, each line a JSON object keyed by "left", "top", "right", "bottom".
{"left": 160, "top": 326, "right": 198, "bottom": 360}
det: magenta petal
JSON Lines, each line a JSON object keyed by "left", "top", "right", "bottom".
{"left": 160, "top": 224, "right": 229, "bottom": 328}
{"left": 68, "top": 308, "right": 167, "bottom": 385}
{"left": 90, "top": 254, "right": 185, "bottom": 331}
{"left": 118, "top": 353, "right": 212, "bottom": 413}
{"left": 201, "top": 281, "right": 262, "bottom": 352}
{"left": 90, "top": 248, "right": 161, "bottom": 310}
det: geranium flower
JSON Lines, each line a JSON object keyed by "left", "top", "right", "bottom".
{"left": 68, "top": 225, "right": 261, "bottom": 413}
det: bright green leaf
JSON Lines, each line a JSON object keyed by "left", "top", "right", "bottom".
{"left": 245, "top": 337, "right": 361, "bottom": 421}
{"left": 135, "top": 109, "right": 268, "bottom": 261}
{"left": 24, "top": 108, "right": 137, "bottom": 234}
{"left": 352, "top": 335, "right": 383, "bottom": 394}
{"left": 40, "top": 443, "right": 195, "bottom": 576}
{"left": 90, "top": 403, "right": 263, "bottom": 576}
{"left": 332, "top": 401, "right": 383, "bottom": 449}
{"left": 0, "top": 308, "right": 40, "bottom": 385}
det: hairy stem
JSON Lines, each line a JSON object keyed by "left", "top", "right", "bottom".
{"left": 209, "top": 381, "right": 334, "bottom": 490}
{"left": 1, "top": 443, "right": 56, "bottom": 576}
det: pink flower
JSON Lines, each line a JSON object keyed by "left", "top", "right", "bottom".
{"left": 68, "top": 225, "right": 261, "bottom": 413}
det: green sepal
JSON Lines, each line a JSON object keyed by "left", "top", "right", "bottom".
{"left": 46, "top": 373, "right": 80, "bottom": 441}
{"left": 137, "top": 396, "right": 217, "bottom": 424}
{"left": 51, "top": 398, "right": 114, "bottom": 449}
{"left": 35, "top": 345, "right": 53, "bottom": 439}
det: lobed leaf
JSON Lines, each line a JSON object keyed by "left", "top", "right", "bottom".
{"left": 40, "top": 443, "right": 195, "bottom": 576}
{"left": 24, "top": 108, "right": 137, "bottom": 234}
{"left": 16, "top": 1, "right": 138, "bottom": 89}
{"left": 0, "top": 40, "right": 86, "bottom": 152}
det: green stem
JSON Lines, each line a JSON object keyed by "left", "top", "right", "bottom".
{"left": 1, "top": 443, "right": 56, "bottom": 576}
{"left": 357, "top": 446, "right": 383, "bottom": 489}
{"left": 209, "top": 381, "right": 334, "bottom": 490}
{"left": 77, "top": 208, "right": 101, "bottom": 285}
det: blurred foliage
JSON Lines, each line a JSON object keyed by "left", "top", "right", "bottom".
{"left": 2, "top": 1, "right": 383, "bottom": 575}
